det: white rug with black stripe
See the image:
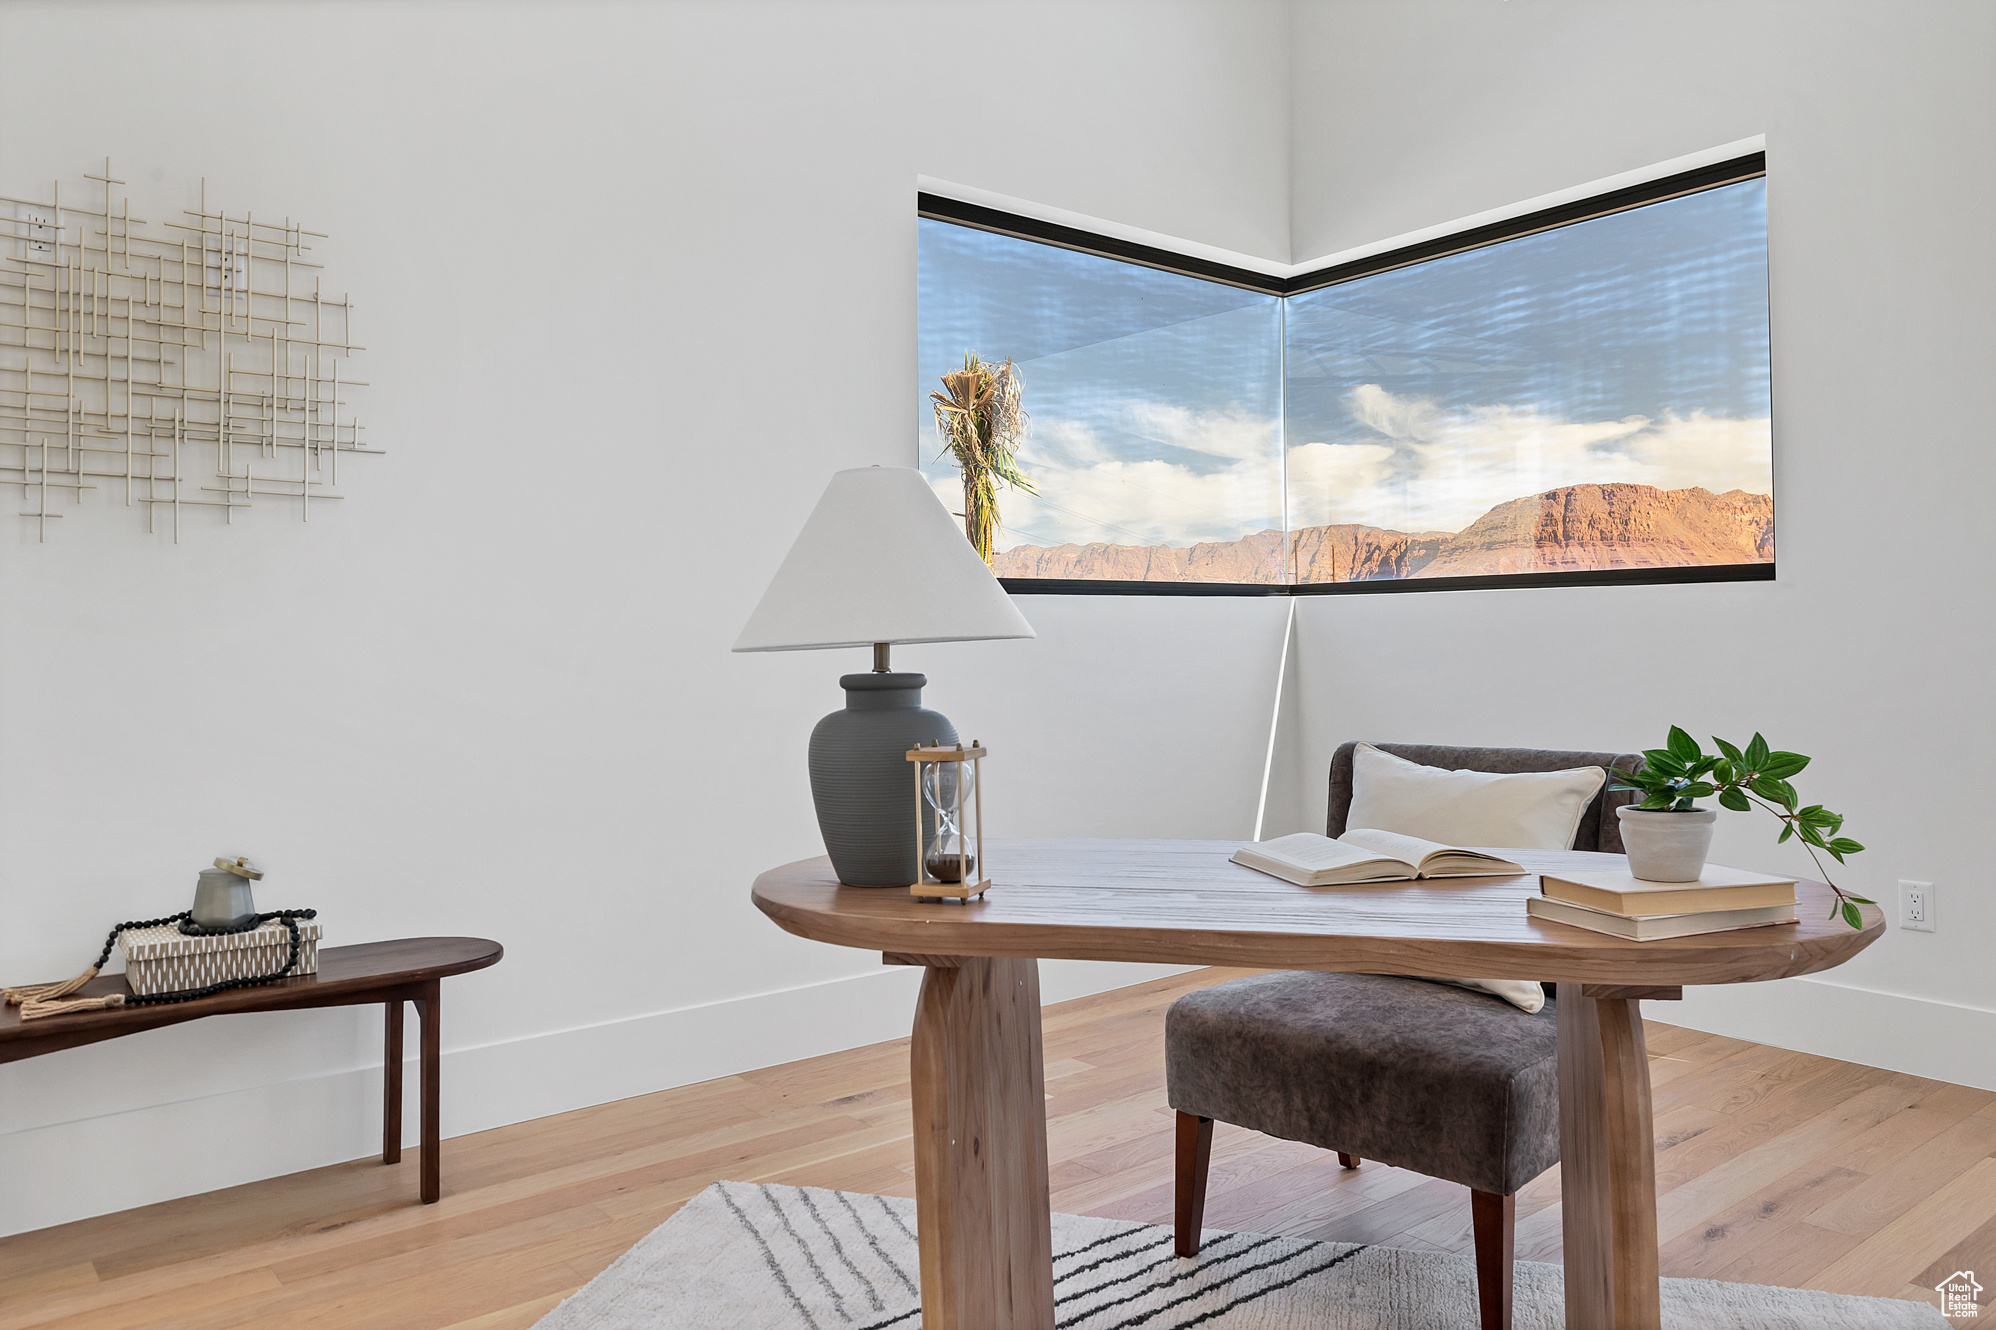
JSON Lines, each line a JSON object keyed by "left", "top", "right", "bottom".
{"left": 532, "top": 1181, "right": 1947, "bottom": 1329}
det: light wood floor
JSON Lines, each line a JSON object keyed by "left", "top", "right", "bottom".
{"left": 3, "top": 968, "right": 1991, "bottom": 1328}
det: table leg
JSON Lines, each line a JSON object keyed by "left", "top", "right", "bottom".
{"left": 909, "top": 956, "right": 1055, "bottom": 1330}
{"left": 1558, "top": 984, "right": 1661, "bottom": 1330}
{"left": 414, "top": 980, "right": 441, "bottom": 1204}
{"left": 383, "top": 999, "right": 404, "bottom": 1165}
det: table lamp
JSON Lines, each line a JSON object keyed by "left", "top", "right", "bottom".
{"left": 734, "top": 466, "right": 1035, "bottom": 886}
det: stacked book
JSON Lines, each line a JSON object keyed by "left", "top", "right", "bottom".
{"left": 1528, "top": 866, "right": 1797, "bottom": 939}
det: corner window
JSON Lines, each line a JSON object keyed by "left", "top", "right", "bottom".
{"left": 918, "top": 158, "right": 1772, "bottom": 595}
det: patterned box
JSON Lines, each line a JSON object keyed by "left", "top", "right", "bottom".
{"left": 119, "top": 919, "right": 322, "bottom": 997}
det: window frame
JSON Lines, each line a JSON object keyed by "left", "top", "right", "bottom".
{"left": 918, "top": 151, "right": 1773, "bottom": 598}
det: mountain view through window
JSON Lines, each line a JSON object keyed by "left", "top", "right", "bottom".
{"left": 917, "top": 177, "right": 1771, "bottom": 588}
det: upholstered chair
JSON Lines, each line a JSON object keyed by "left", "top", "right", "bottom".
{"left": 1166, "top": 742, "right": 1641, "bottom": 1330}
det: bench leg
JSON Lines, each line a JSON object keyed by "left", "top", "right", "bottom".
{"left": 1174, "top": 1112, "right": 1213, "bottom": 1257}
{"left": 1471, "top": 1189, "right": 1515, "bottom": 1330}
{"left": 414, "top": 980, "right": 441, "bottom": 1203}
{"left": 383, "top": 999, "right": 404, "bottom": 1165}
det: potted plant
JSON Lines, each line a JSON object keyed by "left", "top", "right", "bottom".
{"left": 1613, "top": 727, "right": 1873, "bottom": 928}
{"left": 930, "top": 353, "right": 1036, "bottom": 565}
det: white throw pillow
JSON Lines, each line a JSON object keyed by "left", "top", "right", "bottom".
{"left": 1348, "top": 744, "right": 1605, "bottom": 1017}
{"left": 1427, "top": 977, "right": 1546, "bottom": 1014}
{"left": 1346, "top": 742, "right": 1607, "bottom": 851}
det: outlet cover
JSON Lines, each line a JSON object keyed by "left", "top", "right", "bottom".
{"left": 1898, "top": 879, "right": 1935, "bottom": 932}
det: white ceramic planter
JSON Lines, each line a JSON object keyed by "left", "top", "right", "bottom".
{"left": 1616, "top": 806, "right": 1718, "bottom": 881}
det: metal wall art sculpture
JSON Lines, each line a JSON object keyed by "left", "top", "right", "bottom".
{"left": 1, "top": 160, "right": 377, "bottom": 541}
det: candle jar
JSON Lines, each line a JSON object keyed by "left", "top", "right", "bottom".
{"left": 192, "top": 868, "right": 259, "bottom": 929}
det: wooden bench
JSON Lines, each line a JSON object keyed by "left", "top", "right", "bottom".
{"left": 1, "top": 937, "right": 503, "bottom": 1204}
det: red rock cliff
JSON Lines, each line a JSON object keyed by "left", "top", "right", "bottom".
{"left": 990, "top": 484, "right": 1773, "bottom": 583}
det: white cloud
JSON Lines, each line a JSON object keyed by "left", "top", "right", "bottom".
{"left": 931, "top": 385, "right": 1773, "bottom": 549}
{"left": 1284, "top": 442, "right": 1400, "bottom": 528}
{"left": 1625, "top": 411, "right": 1776, "bottom": 494}
{"left": 931, "top": 401, "right": 1284, "bottom": 550}
{"left": 1291, "top": 384, "right": 1771, "bottom": 533}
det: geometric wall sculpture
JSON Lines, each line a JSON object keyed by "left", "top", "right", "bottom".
{"left": 0, "top": 159, "right": 377, "bottom": 541}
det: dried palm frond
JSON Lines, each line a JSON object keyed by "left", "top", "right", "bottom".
{"left": 930, "top": 353, "right": 1035, "bottom": 564}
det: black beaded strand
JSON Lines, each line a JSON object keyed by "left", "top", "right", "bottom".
{"left": 97, "top": 908, "right": 320, "bottom": 1006}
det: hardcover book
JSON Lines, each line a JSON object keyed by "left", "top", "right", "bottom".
{"left": 1230, "top": 829, "right": 1524, "bottom": 887}
{"left": 1526, "top": 894, "right": 1797, "bottom": 940}
{"left": 1539, "top": 866, "right": 1796, "bottom": 917}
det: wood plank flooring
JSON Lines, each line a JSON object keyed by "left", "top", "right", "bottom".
{"left": 1, "top": 967, "right": 1989, "bottom": 1328}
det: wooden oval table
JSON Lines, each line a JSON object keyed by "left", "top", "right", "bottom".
{"left": 754, "top": 839, "right": 1883, "bottom": 1330}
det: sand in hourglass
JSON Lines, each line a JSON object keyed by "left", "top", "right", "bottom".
{"left": 925, "top": 844, "right": 977, "bottom": 882}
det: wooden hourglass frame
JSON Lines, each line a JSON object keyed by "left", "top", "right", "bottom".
{"left": 907, "top": 741, "right": 988, "bottom": 902}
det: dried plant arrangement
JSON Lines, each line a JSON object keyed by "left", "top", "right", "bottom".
{"left": 930, "top": 353, "right": 1035, "bottom": 564}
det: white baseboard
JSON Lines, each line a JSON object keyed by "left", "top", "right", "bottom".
{"left": 1665, "top": 974, "right": 1996, "bottom": 1091}
{"left": 14, "top": 962, "right": 1970, "bottom": 1239}
{"left": 0, "top": 959, "right": 1190, "bottom": 1238}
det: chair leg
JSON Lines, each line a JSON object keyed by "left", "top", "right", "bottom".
{"left": 1337, "top": 1152, "right": 1361, "bottom": 1169}
{"left": 1470, "top": 1189, "right": 1515, "bottom": 1330}
{"left": 1174, "top": 1112, "right": 1213, "bottom": 1257}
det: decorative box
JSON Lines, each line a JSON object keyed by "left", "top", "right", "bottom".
{"left": 119, "top": 919, "right": 323, "bottom": 996}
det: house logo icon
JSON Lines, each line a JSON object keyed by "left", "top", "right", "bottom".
{"left": 1937, "top": 1270, "right": 1983, "bottom": 1319}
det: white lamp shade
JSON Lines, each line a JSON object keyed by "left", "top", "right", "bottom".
{"left": 732, "top": 466, "right": 1036, "bottom": 652}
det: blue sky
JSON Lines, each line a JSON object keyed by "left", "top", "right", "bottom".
{"left": 917, "top": 179, "right": 1771, "bottom": 547}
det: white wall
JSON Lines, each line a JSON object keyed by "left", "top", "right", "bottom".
{"left": 11, "top": 0, "right": 1991, "bottom": 1240}
{"left": 1279, "top": 0, "right": 1996, "bottom": 1088}
{"left": 0, "top": 0, "right": 1294, "bottom": 1236}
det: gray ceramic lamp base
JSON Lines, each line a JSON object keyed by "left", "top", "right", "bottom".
{"left": 808, "top": 672, "right": 956, "bottom": 887}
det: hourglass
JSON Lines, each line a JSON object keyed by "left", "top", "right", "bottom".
{"left": 907, "top": 740, "right": 989, "bottom": 901}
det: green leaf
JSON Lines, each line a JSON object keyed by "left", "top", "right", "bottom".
{"left": 1638, "top": 794, "right": 1674, "bottom": 810}
{"left": 1846, "top": 895, "right": 1876, "bottom": 905}
{"left": 1718, "top": 787, "right": 1751, "bottom": 812}
{"left": 1712, "top": 759, "right": 1735, "bottom": 784}
{"left": 1713, "top": 736, "right": 1746, "bottom": 765}
{"left": 1641, "top": 750, "right": 1688, "bottom": 777}
{"left": 1745, "top": 732, "right": 1771, "bottom": 769}
{"left": 1681, "top": 782, "right": 1716, "bottom": 799}
{"left": 1761, "top": 751, "right": 1811, "bottom": 778}
{"left": 1688, "top": 756, "right": 1719, "bottom": 778}
{"left": 1829, "top": 838, "right": 1865, "bottom": 856}
{"left": 1749, "top": 776, "right": 1786, "bottom": 801}
{"left": 1841, "top": 901, "right": 1863, "bottom": 929}
{"left": 1667, "top": 726, "right": 1702, "bottom": 761}
{"left": 1775, "top": 779, "right": 1800, "bottom": 807}
{"left": 1777, "top": 823, "right": 1793, "bottom": 842}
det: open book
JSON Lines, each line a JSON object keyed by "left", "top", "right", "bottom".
{"left": 1230, "top": 830, "right": 1525, "bottom": 887}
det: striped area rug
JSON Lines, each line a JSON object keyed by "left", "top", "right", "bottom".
{"left": 533, "top": 1181, "right": 1948, "bottom": 1329}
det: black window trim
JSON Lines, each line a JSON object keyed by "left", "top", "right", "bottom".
{"left": 922, "top": 151, "right": 1773, "bottom": 597}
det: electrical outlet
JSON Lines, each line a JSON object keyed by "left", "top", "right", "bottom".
{"left": 25, "top": 209, "right": 55, "bottom": 256}
{"left": 1898, "top": 880, "right": 1935, "bottom": 932}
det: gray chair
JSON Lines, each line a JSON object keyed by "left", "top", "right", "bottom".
{"left": 1166, "top": 742, "right": 1641, "bottom": 1330}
